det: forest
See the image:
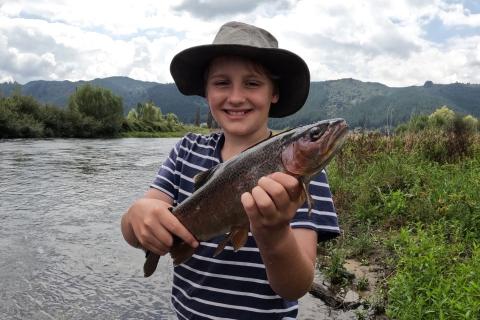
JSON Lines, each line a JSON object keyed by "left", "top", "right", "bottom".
{"left": 1, "top": 76, "right": 480, "bottom": 131}
{"left": 0, "top": 84, "right": 185, "bottom": 139}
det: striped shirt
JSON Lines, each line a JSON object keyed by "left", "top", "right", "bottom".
{"left": 151, "top": 132, "right": 340, "bottom": 320}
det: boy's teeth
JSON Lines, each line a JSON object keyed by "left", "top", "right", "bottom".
{"left": 227, "top": 110, "right": 247, "bottom": 115}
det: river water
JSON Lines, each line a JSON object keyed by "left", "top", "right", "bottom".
{"left": 0, "top": 138, "right": 355, "bottom": 320}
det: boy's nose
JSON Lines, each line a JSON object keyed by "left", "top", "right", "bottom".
{"left": 227, "top": 85, "right": 246, "bottom": 105}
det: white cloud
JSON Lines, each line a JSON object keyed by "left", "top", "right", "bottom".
{"left": 438, "top": 2, "right": 480, "bottom": 27}
{"left": 0, "top": 0, "right": 479, "bottom": 86}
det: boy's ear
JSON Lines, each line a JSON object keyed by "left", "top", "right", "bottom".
{"left": 271, "top": 93, "right": 279, "bottom": 104}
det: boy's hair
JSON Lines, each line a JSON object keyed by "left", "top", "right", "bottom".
{"left": 170, "top": 21, "right": 310, "bottom": 118}
{"left": 202, "top": 55, "right": 280, "bottom": 97}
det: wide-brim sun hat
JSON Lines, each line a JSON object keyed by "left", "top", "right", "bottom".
{"left": 170, "top": 21, "right": 310, "bottom": 118}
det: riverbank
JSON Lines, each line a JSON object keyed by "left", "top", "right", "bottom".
{"left": 318, "top": 129, "right": 480, "bottom": 319}
{"left": 119, "top": 125, "right": 211, "bottom": 138}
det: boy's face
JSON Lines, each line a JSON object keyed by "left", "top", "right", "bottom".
{"left": 205, "top": 56, "right": 279, "bottom": 139}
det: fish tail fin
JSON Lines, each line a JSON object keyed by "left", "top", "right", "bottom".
{"left": 170, "top": 242, "right": 196, "bottom": 265}
{"left": 144, "top": 251, "right": 161, "bottom": 277}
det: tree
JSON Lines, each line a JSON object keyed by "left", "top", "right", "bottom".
{"left": 428, "top": 106, "right": 455, "bottom": 128}
{"left": 127, "top": 102, "right": 162, "bottom": 123}
{"left": 463, "top": 115, "right": 478, "bottom": 132}
{"left": 0, "top": 94, "right": 45, "bottom": 138}
{"left": 68, "top": 84, "right": 124, "bottom": 137}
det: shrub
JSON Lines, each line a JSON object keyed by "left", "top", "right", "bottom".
{"left": 387, "top": 225, "right": 480, "bottom": 319}
{"left": 68, "top": 84, "right": 124, "bottom": 137}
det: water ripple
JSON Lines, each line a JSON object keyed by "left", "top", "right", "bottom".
{"left": 0, "top": 138, "right": 353, "bottom": 320}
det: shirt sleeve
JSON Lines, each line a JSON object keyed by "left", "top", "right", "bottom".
{"left": 150, "top": 138, "right": 183, "bottom": 202}
{"left": 290, "top": 170, "right": 340, "bottom": 242}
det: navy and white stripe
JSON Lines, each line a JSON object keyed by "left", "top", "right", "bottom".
{"left": 151, "top": 132, "right": 340, "bottom": 319}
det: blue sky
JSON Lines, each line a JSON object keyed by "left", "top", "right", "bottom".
{"left": 1, "top": 0, "right": 480, "bottom": 86}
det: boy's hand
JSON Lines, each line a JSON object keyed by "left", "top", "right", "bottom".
{"left": 122, "top": 197, "right": 198, "bottom": 256}
{"left": 240, "top": 172, "right": 305, "bottom": 247}
{"left": 241, "top": 172, "right": 317, "bottom": 300}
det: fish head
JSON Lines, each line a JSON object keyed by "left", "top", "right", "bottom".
{"left": 281, "top": 118, "right": 348, "bottom": 176}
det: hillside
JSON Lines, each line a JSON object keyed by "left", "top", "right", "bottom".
{"left": 1, "top": 77, "right": 479, "bottom": 129}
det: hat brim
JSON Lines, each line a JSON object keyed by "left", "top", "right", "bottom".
{"left": 170, "top": 44, "right": 310, "bottom": 118}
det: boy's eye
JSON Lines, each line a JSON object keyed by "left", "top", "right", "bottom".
{"left": 245, "top": 80, "right": 261, "bottom": 87}
{"left": 213, "top": 80, "right": 229, "bottom": 86}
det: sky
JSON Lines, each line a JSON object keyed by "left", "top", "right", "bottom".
{"left": 1, "top": 0, "right": 480, "bottom": 87}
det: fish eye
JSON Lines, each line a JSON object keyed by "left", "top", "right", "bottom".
{"left": 309, "top": 126, "right": 324, "bottom": 140}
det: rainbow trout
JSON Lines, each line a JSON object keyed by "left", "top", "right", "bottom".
{"left": 144, "top": 118, "right": 348, "bottom": 277}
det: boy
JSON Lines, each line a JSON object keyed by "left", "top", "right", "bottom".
{"left": 121, "top": 21, "right": 339, "bottom": 319}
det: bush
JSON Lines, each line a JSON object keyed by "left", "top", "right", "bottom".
{"left": 0, "top": 95, "right": 44, "bottom": 138}
{"left": 326, "top": 115, "right": 480, "bottom": 317}
{"left": 387, "top": 225, "right": 480, "bottom": 319}
{"left": 399, "top": 109, "right": 476, "bottom": 163}
{"left": 0, "top": 91, "right": 187, "bottom": 138}
{"left": 68, "top": 84, "right": 124, "bottom": 137}
{"left": 123, "top": 102, "right": 184, "bottom": 133}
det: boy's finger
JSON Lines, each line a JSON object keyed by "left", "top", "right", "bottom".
{"left": 241, "top": 191, "right": 260, "bottom": 220}
{"left": 156, "top": 211, "right": 199, "bottom": 248}
{"left": 257, "top": 176, "right": 290, "bottom": 210}
{"left": 268, "top": 172, "right": 302, "bottom": 201}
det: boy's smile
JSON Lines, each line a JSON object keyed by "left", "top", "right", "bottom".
{"left": 222, "top": 108, "right": 253, "bottom": 118}
{"left": 205, "top": 56, "right": 279, "bottom": 142}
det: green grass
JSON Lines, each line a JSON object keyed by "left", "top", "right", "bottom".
{"left": 387, "top": 225, "right": 480, "bottom": 319}
{"left": 120, "top": 125, "right": 212, "bottom": 138}
{"left": 323, "top": 127, "right": 480, "bottom": 318}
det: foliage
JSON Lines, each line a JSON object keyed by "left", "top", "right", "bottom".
{"left": 0, "top": 93, "right": 46, "bottom": 138}
{"left": 123, "top": 101, "right": 184, "bottom": 133}
{"left": 387, "top": 225, "right": 480, "bottom": 319}
{"left": 68, "top": 84, "right": 124, "bottom": 137}
{"left": 0, "top": 89, "right": 189, "bottom": 139}
{"left": 428, "top": 105, "right": 456, "bottom": 127}
{"left": 356, "top": 277, "right": 369, "bottom": 291}
{"left": 395, "top": 106, "right": 477, "bottom": 163}
{"left": 463, "top": 115, "right": 479, "bottom": 131}
{"left": 127, "top": 102, "right": 163, "bottom": 122}
{"left": 325, "top": 107, "right": 480, "bottom": 317}
{"left": 3, "top": 77, "right": 480, "bottom": 130}
{"left": 321, "top": 247, "right": 351, "bottom": 286}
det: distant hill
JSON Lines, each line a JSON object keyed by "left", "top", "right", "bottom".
{"left": 1, "top": 76, "right": 479, "bottom": 129}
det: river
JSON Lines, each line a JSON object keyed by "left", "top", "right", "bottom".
{"left": 0, "top": 138, "right": 356, "bottom": 319}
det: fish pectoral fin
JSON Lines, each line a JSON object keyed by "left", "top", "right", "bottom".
{"left": 300, "top": 177, "right": 314, "bottom": 216}
{"left": 144, "top": 250, "right": 160, "bottom": 277}
{"left": 230, "top": 226, "right": 249, "bottom": 251}
{"left": 170, "top": 242, "right": 196, "bottom": 265}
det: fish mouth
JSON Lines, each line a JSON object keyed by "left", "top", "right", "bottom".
{"left": 326, "top": 120, "right": 348, "bottom": 151}
{"left": 307, "top": 119, "right": 348, "bottom": 172}
{"left": 322, "top": 120, "right": 348, "bottom": 160}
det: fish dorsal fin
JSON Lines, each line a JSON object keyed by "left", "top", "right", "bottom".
{"left": 194, "top": 165, "right": 220, "bottom": 190}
